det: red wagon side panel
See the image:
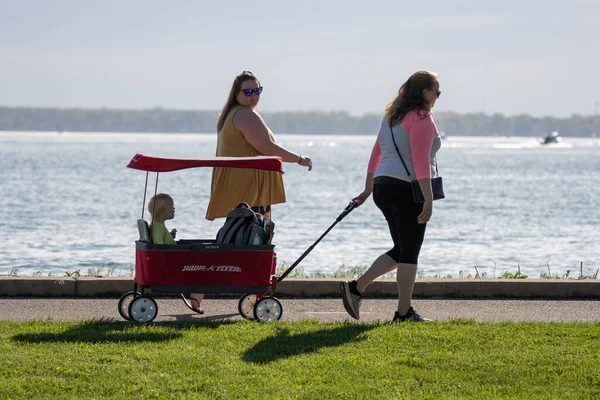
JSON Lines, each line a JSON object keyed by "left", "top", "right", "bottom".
{"left": 135, "top": 244, "right": 275, "bottom": 291}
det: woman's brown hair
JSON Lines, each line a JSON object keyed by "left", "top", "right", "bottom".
{"left": 385, "top": 70, "right": 438, "bottom": 128}
{"left": 216, "top": 71, "right": 260, "bottom": 131}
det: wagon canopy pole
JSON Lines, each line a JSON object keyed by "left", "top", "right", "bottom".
{"left": 268, "top": 172, "right": 273, "bottom": 241}
{"left": 141, "top": 171, "right": 149, "bottom": 219}
{"left": 256, "top": 170, "right": 260, "bottom": 214}
{"left": 150, "top": 172, "right": 159, "bottom": 243}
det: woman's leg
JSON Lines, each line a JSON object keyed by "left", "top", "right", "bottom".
{"left": 396, "top": 263, "right": 417, "bottom": 315}
{"left": 356, "top": 253, "right": 397, "bottom": 294}
{"left": 355, "top": 184, "right": 404, "bottom": 293}
{"left": 342, "top": 253, "right": 397, "bottom": 320}
{"left": 341, "top": 184, "right": 401, "bottom": 319}
{"left": 372, "top": 180, "right": 429, "bottom": 320}
{"left": 394, "top": 205, "right": 428, "bottom": 320}
{"left": 189, "top": 293, "right": 205, "bottom": 313}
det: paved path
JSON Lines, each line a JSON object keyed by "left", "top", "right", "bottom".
{"left": 1, "top": 298, "right": 599, "bottom": 323}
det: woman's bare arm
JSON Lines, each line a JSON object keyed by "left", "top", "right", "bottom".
{"left": 234, "top": 108, "right": 305, "bottom": 163}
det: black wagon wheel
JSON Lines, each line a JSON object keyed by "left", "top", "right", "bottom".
{"left": 128, "top": 296, "right": 158, "bottom": 323}
{"left": 118, "top": 291, "right": 141, "bottom": 321}
{"left": 253, "top": 296, "right": 283, "bottom": 322}
{"left": 238, "top": 294, "right": 258, "bottom": 320}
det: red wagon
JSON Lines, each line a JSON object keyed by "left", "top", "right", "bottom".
{"left": 118, "top": 153, "right": 356, "bottom": 323}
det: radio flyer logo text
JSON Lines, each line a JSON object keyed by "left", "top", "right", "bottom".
{"left": 182, "top": 265, "right": 241, "bottom": 273}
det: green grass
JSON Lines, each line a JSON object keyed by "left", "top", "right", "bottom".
{"left": 1, "top": 320, "right": 599, "bottom": 399}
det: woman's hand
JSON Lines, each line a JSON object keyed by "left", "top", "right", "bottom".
{"left": 352, "top": 190, "right": 372, "bottom": 206}
{"left": 352, "top": 173, "right": 374, "bottom": 207}
{"left": 417, "top": 200, "right": 432, "bottom": 224}
{"left": 298, "top": 156, "right": 313, "bottom": 171}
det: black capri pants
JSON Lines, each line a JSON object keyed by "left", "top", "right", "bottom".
{"left": 373, "top": 177, "right": 427, "bottom": 265}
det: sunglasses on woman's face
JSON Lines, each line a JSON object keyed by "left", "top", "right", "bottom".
{"left": 239, "top": 87, "right": 263, "bottom": 97}
{"left": 433, "top": 89, "right": 441, "bottom": 98}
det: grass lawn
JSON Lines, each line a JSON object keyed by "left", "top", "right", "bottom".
{"left": 1, "top": 319, "right": 599, "bottom": 399}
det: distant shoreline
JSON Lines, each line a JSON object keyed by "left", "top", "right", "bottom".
{"left": 1, "top": 106, "right": 599, "bottom": 136}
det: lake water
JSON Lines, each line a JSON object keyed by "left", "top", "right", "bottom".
{"left": 1, "top": 132, "right": 599, "bottom": 279}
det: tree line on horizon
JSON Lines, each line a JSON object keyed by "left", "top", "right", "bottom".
{"left": 0, "top": 106, "right": 599, "bottom": 137}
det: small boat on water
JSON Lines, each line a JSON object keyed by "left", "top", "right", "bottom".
{"left": 539, "top": 131, "right": 561, "bottom": 144}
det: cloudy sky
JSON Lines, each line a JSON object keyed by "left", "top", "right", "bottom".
{"left": 1, "top": 0, "right": 598, "bottom": 117}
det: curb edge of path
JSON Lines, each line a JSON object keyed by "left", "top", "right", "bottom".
{"left": 1, "top": 277, "right": 599, "bottom": 299}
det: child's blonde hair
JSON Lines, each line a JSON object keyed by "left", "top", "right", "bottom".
{"left": 148, "top": 193, "right": 173, "bottom": 219}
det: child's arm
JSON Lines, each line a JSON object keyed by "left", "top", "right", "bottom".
{"left": 164, "top": 228, "right": 176, "bottom": 244}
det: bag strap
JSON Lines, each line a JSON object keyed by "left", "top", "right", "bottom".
{"left": 389, "top": 125, "right": 413, "bottom": 178}
{"left": 389, "top": 123, "right": 440, "bottom": 179}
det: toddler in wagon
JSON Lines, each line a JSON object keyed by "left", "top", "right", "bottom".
{"left": 147, "top": 193, "right": 177, "bottom": 244}
{"left": 147, "top": 193, "right": 205, "bottom": 314}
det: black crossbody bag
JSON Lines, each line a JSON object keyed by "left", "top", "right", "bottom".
{"left": 390, "top": 126, "right": 445, "bottom": 204}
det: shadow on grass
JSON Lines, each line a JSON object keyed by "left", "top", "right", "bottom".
{"left": 165, "top": 313, "right": 239, "bottom": 322}
{"left": 12, "top": 319, "right": 237, "bottom": 344}
{"left": 243, "top": 324, "right": 376, "bottom": 364}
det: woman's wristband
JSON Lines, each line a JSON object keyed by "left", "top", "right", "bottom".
{"left": 297, "top": 154, "right": 303, "bottom": 164}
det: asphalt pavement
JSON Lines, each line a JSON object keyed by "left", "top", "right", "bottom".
{"left": 1, "top": 297, "right": 599, "bottom": 323}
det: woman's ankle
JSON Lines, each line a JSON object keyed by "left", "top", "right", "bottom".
{"left": 353, "top": 280, "right": 365, "bottom": 296}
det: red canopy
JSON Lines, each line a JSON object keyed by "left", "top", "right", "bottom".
{"left": 127, "top": 153, "right": 284, "bottom": 173}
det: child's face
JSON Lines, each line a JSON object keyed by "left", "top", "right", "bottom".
{"left": 163, "top": 199, "right": 175, "bottom": 220}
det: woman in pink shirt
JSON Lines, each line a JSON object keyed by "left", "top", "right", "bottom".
{"left": 341, "top": 70, "right": 442, "bottom": 323}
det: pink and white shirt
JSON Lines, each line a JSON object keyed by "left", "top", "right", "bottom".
{"left": 367, "top": 110, "right": 442, "bottom": 181}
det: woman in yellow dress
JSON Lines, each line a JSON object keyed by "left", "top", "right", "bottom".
{"left": 206, "top": 71, "right": 313, "bottom": 220}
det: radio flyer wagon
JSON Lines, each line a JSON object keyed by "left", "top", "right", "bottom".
{"left": 119, "top": 153, "right": 356, "bottom": 323}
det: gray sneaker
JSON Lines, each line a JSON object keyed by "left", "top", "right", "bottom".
{"left": 392, "top": 307, "right": 431, "bottom": 323}
{"left": 340, "top": 281, "right": 362, "bottom": 320}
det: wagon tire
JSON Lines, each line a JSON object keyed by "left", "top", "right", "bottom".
{"left": 253, "top": 296, "right": 283, "bottom": 322}
{"left": 128, "top": 296, "right": 158, "bottom": 323}
{"left": 238, "top": 294, "right": 257, "bottom": 320}
{"left": 118, "top": 291, "right": 140, "bottom": 320}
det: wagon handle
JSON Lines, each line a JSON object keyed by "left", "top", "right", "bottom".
{"left": 337, "top": 200, "right": 359, "bottom": 222}
{"left": 277, "top": 201, "right": 358, "bottom": 282}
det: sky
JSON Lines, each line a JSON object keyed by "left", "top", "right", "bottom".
{"left": 1, "top": 0, "right": 599, "bottom": 118}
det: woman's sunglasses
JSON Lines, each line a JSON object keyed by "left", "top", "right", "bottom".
{"left": 433, "top": 89, "right": 441, "bottom": 98}
{"left": 239, "top": 87, "right": 263, "bottom": 97}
